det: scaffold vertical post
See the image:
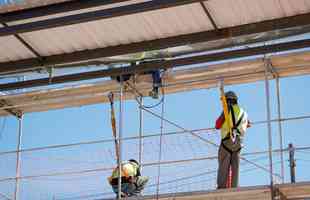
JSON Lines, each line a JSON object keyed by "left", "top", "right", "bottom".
{"left": 289, "top": 143, "right": 296, "bottom": 183}
{"left": 139, "top": 96, "right": 143, "bottom": 165}
{"left": 118, "top": 77, "right": 124, "bottom": 200}
{"left": 264, "top": 61, "right": 274, "bottom": 200}
{"left": 276, "top": 77, "right": 285, "bottom": 183}
{"left": 14, "top": 114, "right": 23, "bottom": 200}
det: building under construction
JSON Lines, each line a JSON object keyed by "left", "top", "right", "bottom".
{"left": 0, "top": 0, "right": 310, "bottom": 199}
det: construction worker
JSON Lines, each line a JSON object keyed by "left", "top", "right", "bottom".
{"left": 215, "top": 91, "right": 250, "bottom": 189}
{"left": 108, "top": 159, "right": 149, "bottom": 197}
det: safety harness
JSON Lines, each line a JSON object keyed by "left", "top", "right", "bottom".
{"left": 221, "top": 105, "right": 245, "bottom": 154}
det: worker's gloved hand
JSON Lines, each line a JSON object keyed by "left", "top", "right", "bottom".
{"left": 247, "top": 120, "right": 252, "bottom": 128}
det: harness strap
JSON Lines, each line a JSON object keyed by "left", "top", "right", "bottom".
{"left": 221, "top": 105, "right": 244, "bottom": 154}
{"left": 229, "top": 105, "right": 244, "bottom": 134}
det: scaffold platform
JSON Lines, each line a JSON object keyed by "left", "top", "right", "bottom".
{"left": 101, "top": 182, "right": 310, "bottom": 200}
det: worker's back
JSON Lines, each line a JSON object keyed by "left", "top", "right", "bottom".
{"left": 220, "top": 104, "right": 249, "bottom": 139}
{"left": 112, "top": 162, "right": 137, "bottom": 177}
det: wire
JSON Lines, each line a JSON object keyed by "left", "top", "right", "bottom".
{"left": 140, "top": 95, "right": 165, "bottom": 109}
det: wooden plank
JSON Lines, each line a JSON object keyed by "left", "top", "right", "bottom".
{"left": 98, "top": 182, "right": 310, "bottom": 200}
{"left": 276, "top": 182, "right": 310, "bottom": 200}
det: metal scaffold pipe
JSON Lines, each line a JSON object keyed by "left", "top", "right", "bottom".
{"left": 276, "top": 77, "right": 285, "bottom": 183}
{"left": 139, "top": 96, "right": 143, "bottom": 165}
{"left": 264, "top": 60, "right": 274, "bottom": 200}
{"left": 117, "top": 78, "right": 124, "bottom": 200}
{"left": 14, "top": 115, "right": 23, "bottom": 200}
{"left": 289, "top": 143, "right": 296, "bottom": 183}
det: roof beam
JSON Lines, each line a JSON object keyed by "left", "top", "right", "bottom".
{"left": 0, "top": 0, "right": 205, "bottom": 37}
{"left": 0, "top": 39, "right": 309, "bottom": 91}
{"left": 0, "top": 0, "right": 131, "bottom": 23}
{"left": 0, "top": 13, "right": 310, "bottom": 75}
{"left": 1, "top": 22, "right": 42, "bottom": 58}
{"left": 200, "top": 2, "right": 218, "bottom": 31}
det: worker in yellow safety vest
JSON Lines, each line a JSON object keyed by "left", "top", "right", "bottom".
{"left": 108, "top": 159, "right": 149, "bottom": 197}
{"left": 215, "top": 91, "right": 250, "bottom": 189}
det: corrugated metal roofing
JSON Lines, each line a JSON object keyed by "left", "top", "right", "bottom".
{"left": 0, "top": 24, "right": 36, "bottom": 62}
{"left": 205, "top": 0, "right": 310, "bottom": 28}
{"left": 14, "top": 3, "right": 213, "bottom": 57}
{"left": 0, "top": 0, "right": 309, "bottom": 76}
{"left": 0, "top": 0, "right": 309, "bottom": 63}
{"left": 0, "top": 0, "right": 72, "bottom": 13}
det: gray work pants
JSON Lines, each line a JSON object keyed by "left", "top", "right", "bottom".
{"left": 217, "top": 144, "right": 240, "bottom": 189}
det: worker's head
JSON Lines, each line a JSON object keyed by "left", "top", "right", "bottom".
{"left": 225, "top": 91, "right": 238, "bottom": 105}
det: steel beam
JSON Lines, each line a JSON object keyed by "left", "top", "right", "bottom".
{"left": 1, "top": 13, "right": 310, "bottom": 75}
{"left": 200, "top": 2, "right": 218, "bottom": 30}
{"left": 0, "top": 0, "right": 131, "bottom": 23}
{"left": 0, "top": 0, "right": 205, "bottom": 37}
{"left": 0, "top": 39, "right": 310, "bottom": 91}
{"left": 1, "top": 22, "right": 42, "bottom": 58}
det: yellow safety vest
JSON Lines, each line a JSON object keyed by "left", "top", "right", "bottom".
{"left": 109, "top": 162, "right": 139, "bottom": 183}
{"left": 220, "top": 104, "right": 244, "bottom": 140}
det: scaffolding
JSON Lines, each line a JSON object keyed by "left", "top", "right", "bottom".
{"left": 0, "top": 0, "right": 310, "bottom": 199}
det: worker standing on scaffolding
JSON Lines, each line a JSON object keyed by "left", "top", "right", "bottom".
{"left": 215, "top": 91, "right": 250, "bottom": 189}
{"left": 108, "top": 159, "right": 149, "bottom": 197}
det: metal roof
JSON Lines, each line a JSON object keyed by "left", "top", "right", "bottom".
{"left": 0, "top": 0, "right": 73, "bottom": 13}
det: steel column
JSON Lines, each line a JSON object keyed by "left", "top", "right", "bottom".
{"left": 264, "top": 62, "right": 274, "bottom": 200}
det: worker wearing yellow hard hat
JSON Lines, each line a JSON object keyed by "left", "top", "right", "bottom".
{"left": 108, "top": 159, "right": 149, "bottom": 197}
{"left": 215, "top": 91, "right": 251, "bottom": 188}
